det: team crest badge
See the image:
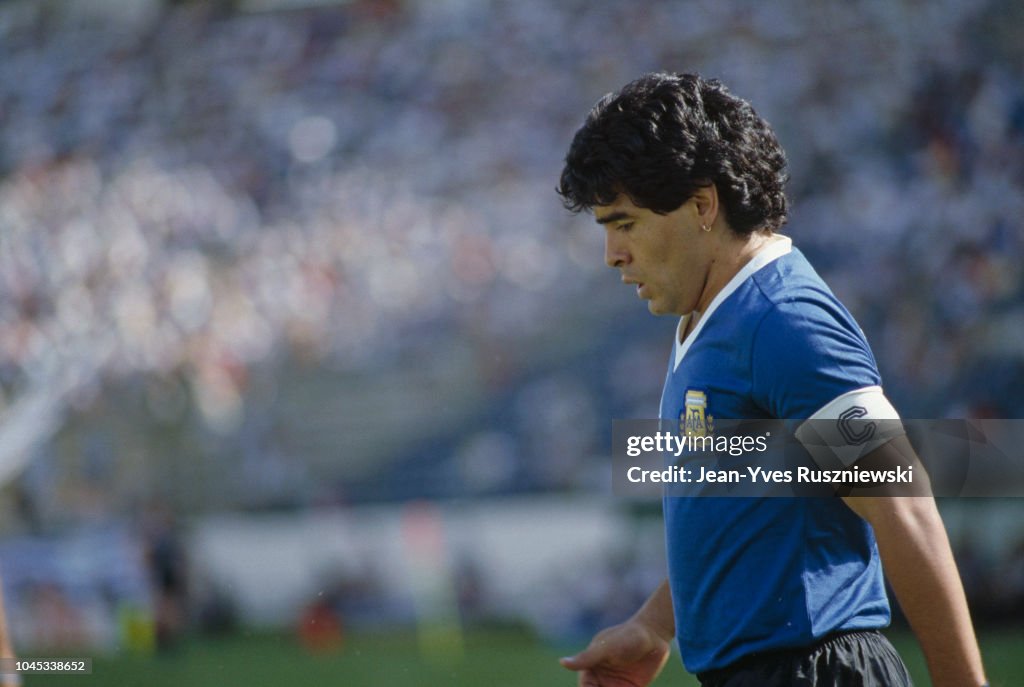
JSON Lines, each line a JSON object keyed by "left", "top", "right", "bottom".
{"left": 681, "top": 389, "right": 715, "bottom": 437}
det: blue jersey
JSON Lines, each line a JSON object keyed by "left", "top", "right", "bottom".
{"left": 660, "top": 238, "right": 891, "bottom": 673}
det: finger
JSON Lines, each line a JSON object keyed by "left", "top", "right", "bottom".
{"left": 559, "top": 654, "right": 582, "bottom": 670}
{"left": 560, "top": 646, "right": 601, "bottom": 671}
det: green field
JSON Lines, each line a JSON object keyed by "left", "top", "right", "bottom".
{"left": 21, "top": 628, "right": 1024, "bottom": 686}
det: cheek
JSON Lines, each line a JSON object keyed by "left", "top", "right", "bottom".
{"left": 660, "top": 248, "right": 690, "bottom": 280}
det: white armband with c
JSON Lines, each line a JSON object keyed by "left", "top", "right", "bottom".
{"left": 795, "top": 386, "right": 904, "bottom": 469}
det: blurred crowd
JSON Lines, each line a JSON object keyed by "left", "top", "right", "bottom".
{"left": 0, "top": 0, "right": 1023, "bottom": 512}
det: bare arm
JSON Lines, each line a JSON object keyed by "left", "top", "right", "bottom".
{"left": 629, "top": 578, "right": 674, "bottom": 641}
{"left": 843, "top": 437, "right": 986, "bottom": 687}
{"left": 559, "top": 579, "right": 674, "bottom": 687}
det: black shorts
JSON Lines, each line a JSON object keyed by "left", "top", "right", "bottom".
{"left": 695, "top": 630, "right": 913, "bottom": 687}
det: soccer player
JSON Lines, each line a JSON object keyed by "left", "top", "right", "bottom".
{"left": 556, "top": 73, "right": 987, "bottom": 687}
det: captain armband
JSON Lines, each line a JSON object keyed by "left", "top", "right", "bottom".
{"left": 794, "top": 386, "right": 905, "bottom": 470}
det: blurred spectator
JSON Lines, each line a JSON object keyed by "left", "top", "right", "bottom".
{"left": 0, "top": 0, "right": 1020, "bottom": 545}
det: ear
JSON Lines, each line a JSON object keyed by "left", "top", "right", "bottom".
{"left": 690, "top": 184, "right": 719, "bottom": 228}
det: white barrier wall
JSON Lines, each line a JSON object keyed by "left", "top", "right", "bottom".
{"left": 189, "top": 495, "right": 634, "bottom": 628}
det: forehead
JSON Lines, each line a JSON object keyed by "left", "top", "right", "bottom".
{"left": 593, "top": 194, "right": 645, "bottom": 223}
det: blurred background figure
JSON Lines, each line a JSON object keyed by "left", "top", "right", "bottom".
{"left": 297, "top": 585, "right": 345, "bottom": 654}
{"left": 143, "top": 502, "right": 189, "bottom": 652}
{"left": 0, "top": 0, "right": 1020, "bottom": 684}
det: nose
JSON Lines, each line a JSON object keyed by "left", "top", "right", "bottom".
{"left": 605, "top": 230, "right": 630, "bottom": 268}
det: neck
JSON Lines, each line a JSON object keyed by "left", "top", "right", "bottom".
{"left": 694, "top": 231, "right": 777, "bottom": 314}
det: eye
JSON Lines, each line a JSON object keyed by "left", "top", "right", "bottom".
{"left": 618, "top": 222, "right": 635, "bottom": 233}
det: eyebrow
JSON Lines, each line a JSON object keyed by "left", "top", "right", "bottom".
{"left": 595, "top": 211, "right": 633, "bottom": 225}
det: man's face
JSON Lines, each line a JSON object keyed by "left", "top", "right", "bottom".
{"left": 594, "top": 194, "right": 714, "bottom": 317}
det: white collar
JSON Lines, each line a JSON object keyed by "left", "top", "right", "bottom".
{"left": 673, "top": 236, "right": 792, "bottom": 371}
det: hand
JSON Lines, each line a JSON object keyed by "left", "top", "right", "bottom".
{"left": 559, "top": 618, "right": 672, "bottom": 687}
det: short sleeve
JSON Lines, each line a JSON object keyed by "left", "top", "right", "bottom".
{"left": 750, "top": 299, "right": 881, "bottom": 420}
{"left": 752, "top": 299, "right": 907, "bottom": 467}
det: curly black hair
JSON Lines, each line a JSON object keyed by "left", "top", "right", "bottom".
{"left": 558, "top": 72, "right": 788, "bottom": 235}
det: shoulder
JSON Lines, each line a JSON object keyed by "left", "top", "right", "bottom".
{"left": 750, "top": 248, "right": 867, "bottom": 348}
{"left": 748, "top": 250, "right": 881, "bottom": 419}
{"left": 750, "top": 247, "right": 838, "bottom": 308}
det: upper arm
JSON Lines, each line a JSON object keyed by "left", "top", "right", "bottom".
{"left": 751, "top": 299, "right": 880, "bottom": 420}
{"left": 840, "top": 435, "right": 935, "bottom": 523}
{"left": 749, "top": 299, "right": 928, "bottom": 502}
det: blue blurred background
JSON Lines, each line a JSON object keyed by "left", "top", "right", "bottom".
{"left": 0, "top": 0, "right": 1021, "bottom": 676}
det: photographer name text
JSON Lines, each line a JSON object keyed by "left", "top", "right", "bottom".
{"left": 627, "top": 464, "right": 914, "bottom": 484}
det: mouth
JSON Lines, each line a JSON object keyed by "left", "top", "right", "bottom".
{"left": 622, "top": 276, "right": 646, "bottom": 298}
